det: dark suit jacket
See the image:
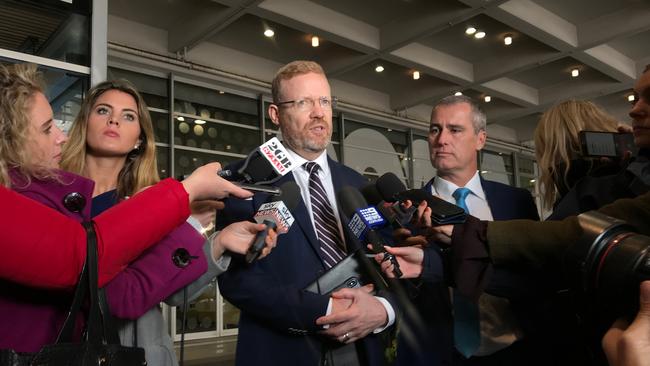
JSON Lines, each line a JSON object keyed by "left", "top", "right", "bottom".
{"left": 395, "top": 176, "right": 539, "bottom": 366}
{"left": 217, "top": 156, "right": 390, "bottom": 366}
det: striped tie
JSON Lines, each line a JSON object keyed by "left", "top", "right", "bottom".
{"left": 304, "top": 162, "right": 346, "bottom": 268}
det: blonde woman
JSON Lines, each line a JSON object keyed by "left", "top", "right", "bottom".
{"left": 534, "top": 100, "right": 620, "bottom": 212}
{"left": 60, "top": 79, "right": 277, "bottom": 366}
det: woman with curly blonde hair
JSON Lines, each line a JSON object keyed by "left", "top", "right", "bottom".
{"left": 534, "top": 99, "right": 619, "bottom": 211}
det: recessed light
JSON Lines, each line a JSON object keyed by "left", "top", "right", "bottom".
{"left": 195, "top": 119, "right": 206, "bottom": 125}
{"left": 465, "top": 26, "right": 476, "bottom": 35}
{"left": 628, "top": 94, "right": 636, "bottom": 102}
{"left": 571, "top": 68, "right": 579, "bottom": 77}
{"left": 375, "top": 65, "right": 384, "bottom": 73}
{"left": 177, "top": 116, "right": 184, "bottom": 121}
{"left": 504, "top": 36, "right": 512, "bottom": 45}
{"left": 475, "top": 31, "right": 486, "bottom": 39}
{"left": 219, "top": 90, "right": 225, "bottom": 94}
{"left": 311, "top": 36, "right": 319, "bottom": 47}
{"left": 413, "top": 71, "right": 420, "bottom": 80}
{"left": 529, "top": 179, "right": 536, "bottom": 183}
{"left": 454, "top": 91, "right": 463, "bottom": 96}
{"left": 484, "top": 95, "right": 491, "bottom": 102}
{"left": 264, "top": 29, "right": 274, "bottom": 37}
{"left": 481, "top": 170, "right": 488, "bottom": 174}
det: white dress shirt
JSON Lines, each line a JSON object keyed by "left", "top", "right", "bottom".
{"left": 430, "top": 171, "right": 523, "bottom": 356}
{"left": 286, "top": 148, "right": 395, "bottom": 332}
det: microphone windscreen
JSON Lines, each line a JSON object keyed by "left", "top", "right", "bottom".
{"left": 375, "top": 172, "right": 407, "bottom": 202}
{"left": 337, "top": 186, "right": 368, "bottom": 219}
{"left": 360, "top": 183, "right": 383, "bottom": 205}
{"left": 277, "top": 181, "right": 301, "bottom": 211}
{"left": 243, "top": 152, "right": 278, "bottom": 183}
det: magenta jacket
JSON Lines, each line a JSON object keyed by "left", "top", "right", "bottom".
{"left": 0, "top": 170, "right": 207, "bottom": 352}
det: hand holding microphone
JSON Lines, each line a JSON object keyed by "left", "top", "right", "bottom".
{"left": 245, "top": 181, "right": 301, "bottom": 263}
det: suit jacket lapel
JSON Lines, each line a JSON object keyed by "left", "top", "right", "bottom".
{"left": 480, "top": 178, "right": 505, "bottom": 220}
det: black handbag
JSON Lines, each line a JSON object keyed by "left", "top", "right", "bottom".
{"left": 0, "top": 222, "right": 146, "bottom": 366}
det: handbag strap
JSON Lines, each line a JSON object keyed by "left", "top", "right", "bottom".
{"left": 55, "top": 223, "right": 91, "bottom": 343}
{"left": 55, "top": 221, "right": 123, "bottom": 346}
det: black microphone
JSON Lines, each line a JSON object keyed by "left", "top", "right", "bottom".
{"left": 219, "top": 137, "right": 298, "bottom": 185}
{"left": 362, "top": 173, "right": 417, "bottom": 229}
{"left": 245, "top": 181, "right": 301, "bottom": 263}
{"left": 338, "top": 186, "right": 402, "bottom": 278}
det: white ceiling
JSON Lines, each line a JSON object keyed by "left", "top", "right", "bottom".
{"left": 107, "top": 0, "right": 650, "bottom": 142}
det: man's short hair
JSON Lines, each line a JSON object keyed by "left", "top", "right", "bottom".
{"left": 644, "top": 64, "right": 650, "bottom": 73}
{"left": 271, "top": 61, "right": 326, "bottom": 103}
{"left": 432, "top": 95, "right": 487, "bottom": 134}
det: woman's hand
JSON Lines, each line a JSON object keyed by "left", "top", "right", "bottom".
{"left": 211, "top": 221, "right": 280, "bottom": 260}
{"left": 373, "top": 245, "right": 424, "bottom": 279}
{"left": 181, "top": 162, "right": 253, "bottom": 201}
{"left": 190, "top": 199, "right": 225, "bottom": 229}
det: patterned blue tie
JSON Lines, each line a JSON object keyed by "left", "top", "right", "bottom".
{"left": 452, "top": 187, "right": 481, "bottom": 357}
{"left": 304, "top": 162, "right": 346, "bottom": 268}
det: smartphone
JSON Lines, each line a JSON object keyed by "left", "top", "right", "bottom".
{"left": 579, "top": 131, "right": 637, "bottom": 158}
{"left": 234, "top": 182, "right": 282, "bottom": 196}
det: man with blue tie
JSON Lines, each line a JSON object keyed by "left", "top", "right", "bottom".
{"left": 217, "top": 60, "right": 395, "bottom": 366}
{"left": 393, "top": 95, "right": 540, "bottom": 366}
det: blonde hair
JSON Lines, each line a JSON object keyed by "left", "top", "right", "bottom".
{"left": 0, "top": 63, "right": 55, "bottom": 188}
{"left": 60, "top": 79, "right": 159, "bottom": 198}
{"left": 534, "top": 100, "right": 619, "bottom": 210}
{"left": 271, "top": 60, "right": 326, "bottom": 103}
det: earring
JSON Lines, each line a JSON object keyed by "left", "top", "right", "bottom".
{"left": 133, "top": 143, "right": 140, "bottom": 150}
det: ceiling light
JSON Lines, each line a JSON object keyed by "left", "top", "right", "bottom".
{"left": 375, "top": 65, "right": 384, "bottom": 73}
{"left": 529, "top": 179, "right": 536, "bottom": 183}
{"left": 504, "top": 36, "right": 512, "bottom": 45}
{"left": 454, "top": 91, "right": 463, "bottom": 96}
{"left": 264, "top": 29, "right": 274, "bottom": 38}
{"left": 194, "top": 119, "right": 206, "bottom": 125}
{"left": 465, "top": 26, "right": 477, "bottom": 35}
{"left": 176, "top": 116, "right": 184, "bottom": 122}
{"left": 628, "top": 94, "right": 636, "bottom": 102}
{"left": 219, "top": 90, "right": 225, "bottom": 94}
{"left": 311, "top": 36, "right": 319, "bottom": 47}
{"left": 413, "top": 71, "right": 420, "bottom": 80}
{"left": 474, "top": 31, "right": 486, "bottom": 39}
{"left": 484, "top": 95, "right": 491, "bottom": 102}
{"left": 571, "top": 68, "right": 579, "bottom": 77}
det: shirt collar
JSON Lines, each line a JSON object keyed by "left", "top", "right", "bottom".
{"left": 285, "top": 147, "right": 330, "bottom": 175}
{"left": 433, "top": 171, "right": 486, "bottom": 200}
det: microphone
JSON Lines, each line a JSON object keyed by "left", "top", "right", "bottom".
{"left": 362, "top": 173, "right": 417, "bottom": 229}
{"left": 245, "top": 181, "right": 301, "bottom": 263}
{"left": 338, "top": 186, "right": 402, "bottom": 278}
{"left": 219, "top": 137, "right": 297, "bottom": 185}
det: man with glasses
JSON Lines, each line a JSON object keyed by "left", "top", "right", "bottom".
{"left": 218, "top": 60, "right": 395, "bottom": 366}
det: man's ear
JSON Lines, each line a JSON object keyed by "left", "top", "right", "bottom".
{"left": 476, "top": 130, "right": 487, "bottom": 150}
{"left": 268, "top": 104, "right": 280, "bottom": 126}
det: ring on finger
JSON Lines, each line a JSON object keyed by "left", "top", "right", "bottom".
{"left": 342, "top": 332, "right": 350, "bottom": 342}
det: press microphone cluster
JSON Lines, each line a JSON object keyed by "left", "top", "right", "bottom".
{"left": 338, "top": 186, "right": 403, "bottom": 278}
{"left": 245, "top": 181, "right": 301, "bottom": 263}
{"left": 361, "top": 173, "right": 417, "bottom": 229}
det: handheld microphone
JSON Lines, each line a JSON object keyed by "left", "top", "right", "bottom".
{"left": 338, "top": 186, "right": 402, "bottom": 278}
{"left": 245, "top": 181, "right": 301, "bottom": 263}
{"left": 219, "top": 137, "right": 298, "bottom": 185}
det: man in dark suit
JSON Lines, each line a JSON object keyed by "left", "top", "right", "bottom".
{"left": 389, "top": 95, "right": 540, "bottom": 366}
{"left": 217, "top": 60, "right": 395, "bottom": 366}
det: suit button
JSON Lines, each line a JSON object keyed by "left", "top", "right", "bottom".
{"left": 62, "top": 192, "right": 86, "bottom": 213}
{"left": 172, "top": 248, "right": 198, "bottom": 268}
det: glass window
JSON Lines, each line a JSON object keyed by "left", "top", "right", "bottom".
{"left": 0, "top": 0, "right": 91, "bottom": 66}
{"left": 409, "top": 135, "right": 435, "bottom": 188}
{"left": 343, "top": 119, "right": 409, "bottom": 185}
{"left": 480, "top": 149, "right": 514, "bottom": 185}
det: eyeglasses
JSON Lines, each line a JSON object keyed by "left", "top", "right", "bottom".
{"left": 274, "top": 96, "right": 337, "bottom": 111}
